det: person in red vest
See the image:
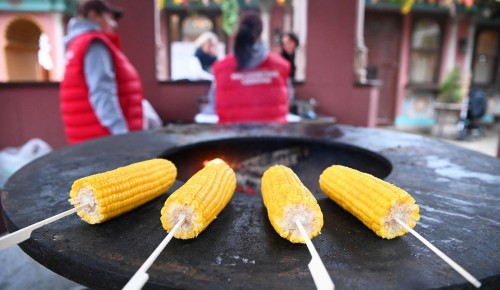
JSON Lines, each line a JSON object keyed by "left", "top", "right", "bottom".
{"left": 209, "top": 10, "right": 291, "bottom": 123}
{"left": 60, "top": 0, "right": 143, "bottom": 144}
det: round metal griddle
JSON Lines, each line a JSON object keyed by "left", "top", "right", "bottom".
{"left": 1, "top": 123, "right": 499, "bottom": 290}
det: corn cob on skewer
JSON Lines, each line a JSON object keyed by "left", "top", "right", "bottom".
{"left": 68, "top": 158, "right": 177, "bottom": 224}
{"left": 261, "top": 165, "right": 324, "bottom": 243}
{"left": 160, "top": 158, "right": 236, "bottom": 239}
{"left": 319, "top": 165, "right": 420, "bottom": 239}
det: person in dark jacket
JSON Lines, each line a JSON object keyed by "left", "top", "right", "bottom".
{"left": 60, "top": 0, "right": 143, "bottom": 144}
{"left": 207, "top": 11, "right": 290, "bottom": 123}
{"left": 280, "top": 32, "right": 299, "bottom": 81}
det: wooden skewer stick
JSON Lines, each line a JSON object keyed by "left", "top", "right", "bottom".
{"left": 122, "top": 215, "right": 186, "bottom": 290}
{"left": 394, "top": 218, "right": 481, "bottom": 288}
{"left": 295, "top": 219, "right": 335, "bottom": 290}
{"left": 0, "top": 203, "right": 89, "bottom": 251}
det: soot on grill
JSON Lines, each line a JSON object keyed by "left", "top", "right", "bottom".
{"left": 160, "top": 137, "right": 392, "bottom": 195}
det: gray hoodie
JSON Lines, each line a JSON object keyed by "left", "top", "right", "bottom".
{"left": 64, "top": 18, "right": 129, "bottom": 135}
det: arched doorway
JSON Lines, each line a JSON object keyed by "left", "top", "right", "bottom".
{"left": 4, "top": 17, "right": 48, "bottom": 82}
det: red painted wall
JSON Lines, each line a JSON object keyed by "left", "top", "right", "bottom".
{"left": 295, "top": 0, "right": 376, "bottom": 126}
{"left": 0, "top": 84, "right": 66, "bottom": 148}
{"left": 0, "top": 0, "right": 376, "bottom": 149}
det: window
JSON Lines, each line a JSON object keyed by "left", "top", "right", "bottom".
{"left": 164, "top": 10, "right": 226, "bottom": 80}
{"left": 472, "top": 30, "right": 499, "bottom": 85}
{"left": 4, "top": 17, "right": 50, "bottom": 82}
{"left": 408, "top": 19, "right": 442, "bottom": 84}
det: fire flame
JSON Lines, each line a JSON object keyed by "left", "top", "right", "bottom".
{"left": 203, "top": 158, "right": 225, "bottom": 167}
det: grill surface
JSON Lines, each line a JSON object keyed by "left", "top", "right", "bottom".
{"left": 1, "top": 123, "right": 499, "bottom": 290}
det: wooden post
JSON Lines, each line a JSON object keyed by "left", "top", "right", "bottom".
{"left": 354, "top": 0, "right": 368, "bottom": 83}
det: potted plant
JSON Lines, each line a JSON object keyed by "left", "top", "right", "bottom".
{"left": 433, "top": 67, "right": 465, "bottom": 137}
{"left": 439, "top": 67, "right": 462, "bottom": 103}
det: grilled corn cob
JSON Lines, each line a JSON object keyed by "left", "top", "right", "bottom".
{"left": 319, "top": 165, "right": 420, "bottom": 239}
{"left": 68, "top": 158, "right": 177, "bottom": 224}
{"left": 261, "top": 165, "right": 323, "bottom": 243}
{"left": 160, "top": 158, "right": 236, "bottom": 239}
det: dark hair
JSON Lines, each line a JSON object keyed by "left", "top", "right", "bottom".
{"left": 78, "top": 0, "right": 123, "bottom": 20}
{"left": 282, "top": 32, "right": 299, "bottom": 47}
{"left": 234, "top": 10, "right": 263, "bottom": 69}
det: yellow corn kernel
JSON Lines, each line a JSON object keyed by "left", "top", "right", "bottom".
{"left": 69, "top": 158, "right": 177, "bottom": 224}
{"left": 261, "top": 165, "right": 323, "bottom": 243}
{"left": 160, "top": 158, "right": 236, "bottom": 239}
{"left": 319, "top": 165, "right": 420, "bottom": 239}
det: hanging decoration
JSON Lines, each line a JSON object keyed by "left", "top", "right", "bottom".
{"left": 369, "top": 0, "right": 481, "bottom": 14}
{"left": 221, "top": 0, "right": 240, "bottom": 35}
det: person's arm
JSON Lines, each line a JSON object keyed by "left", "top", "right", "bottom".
{"left": 84, "top": 40, "right": 129, "bottom": 134}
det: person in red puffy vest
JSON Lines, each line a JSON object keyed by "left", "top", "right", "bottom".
{"left": 60, "top": 0, "right": 143, "bottom": 144}
{"left": 209, "top": 10, "right": 291, "bottom": 123}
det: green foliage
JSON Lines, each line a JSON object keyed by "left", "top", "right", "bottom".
{"left": 221, "top": 0, "right": 239, "bottom": 35}
{"left": 439, "top": 67, "right": 462, "bottom": 103}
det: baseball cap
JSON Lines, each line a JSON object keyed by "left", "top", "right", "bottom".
{"left": 78, "top": 0, "right": 123, "bottom": 20}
